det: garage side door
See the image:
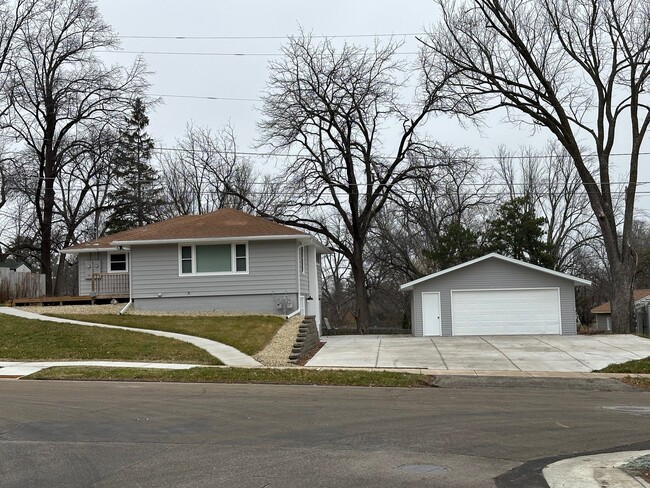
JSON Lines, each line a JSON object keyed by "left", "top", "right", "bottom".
{"left": 451, "top": 288, "right": 561, "bottom": 336}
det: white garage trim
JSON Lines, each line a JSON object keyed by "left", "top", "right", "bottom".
{"left": 450, "top": 287, "right": 562, "bottom": 336}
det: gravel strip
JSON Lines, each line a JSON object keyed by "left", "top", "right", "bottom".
{"left": 20, "top": 304, "right": 283, "bottom": 318}
{"left": 254, "top": 315, "right": 303, "bottom": 367}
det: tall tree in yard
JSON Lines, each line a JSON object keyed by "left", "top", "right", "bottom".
{"left": 484, "top": 196, "right": 555, "bottom": 268}
{"left": 7, "top": 0, "right": 148, "bottom": 294}
{"left": 106, "top": 98, "right": 164, "bottom": 233}
{"left": 422, "top": 0, "right": 650, "bottom": 332}
{"left": 248, "top": 34, "right": 452, "bottom": 333}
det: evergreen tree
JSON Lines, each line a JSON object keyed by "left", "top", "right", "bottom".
{"left": 106, "top": 98, "right": 165, "bottom": 233}
{"left": 424, "top": 222, "right": 483, "bottom": 271}
{"left": 484, "top": 196, "right": 555, "bottom": 268}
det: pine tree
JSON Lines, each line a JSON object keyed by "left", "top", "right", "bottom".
{"left": 484, "top": 196, "right": 555, "bottom": 268}
{"left": 106, "top": 98, "right": 165, "bottom": 233}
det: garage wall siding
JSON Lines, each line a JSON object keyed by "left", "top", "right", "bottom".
{"left": 410, "top": 258, "right": 577, "bottom": 336}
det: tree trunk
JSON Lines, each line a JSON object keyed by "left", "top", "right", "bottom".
{"left": 41, "top": 164, "right": 55, "bottom": 296}
{"left": 608, "top": 255, "right": 636, "bottom": 334}
{"left": 350, "top": 249, "right": 370, "bottom": 334}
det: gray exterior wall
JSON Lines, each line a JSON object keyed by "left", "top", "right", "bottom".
{"left": 134, "top": 293, "right": 297, "bottom": 314}
{"left": 594, "top": 314, "right": 610, "bottom": 331}
{"left": 409, "top": 258, "right": 578, "bottom": 337}
{"left": 77, "top": 253, "right": 108, "bottom": 295}
{"left": 130, "top": 240, "right": 300, "bottom": 300}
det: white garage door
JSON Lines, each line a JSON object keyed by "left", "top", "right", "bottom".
{"left": 451, "top": 288, "right": 561, "bottom": 335}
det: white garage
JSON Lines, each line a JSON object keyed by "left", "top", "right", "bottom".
{"left": 401, "top": 253, "right": 591, "bottom": 337}
{"left": 450, "top": 288, "right": 561, "bottom": 335}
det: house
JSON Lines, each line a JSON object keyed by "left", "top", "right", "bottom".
{"left": 0, "top": 259, "right": 31, "bottom": 273}
{"left": 62, "top": 208, "right": 329, "bottom": 327}
{"left": 591, "top": 289, "right": 650, "bottom": 334}
{"left": 400, "top": 253, "right": 591, "bottom": 337}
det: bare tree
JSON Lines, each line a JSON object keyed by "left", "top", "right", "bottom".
{"left": 372, "top": 149, "right": 493, "bottom": 280}
{"left": 7, "top": 0, "right": 148, "bottom": 294}
{"left": 423, "top": 0, "right": 650, "bottom": 332}
{"left": 159, "top": 123, "right": 255, "bottom": 216}
{"left": 248, "top": 34, "right": 450, "bottom": 333}
{"left": 494, "top": 143, "right": 600, "bottom": 273}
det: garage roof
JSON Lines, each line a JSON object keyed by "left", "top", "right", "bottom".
{"left": 400, "top": 253, "right": 591, "bottom": 291}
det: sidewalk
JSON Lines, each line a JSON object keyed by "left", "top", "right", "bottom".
{"left": 544, "top": 450, "right": 650, "bottom": 488}
{"left": 0, "top": 360, "right": 200, "bottom": 378}
{"left": 0, "top": 307, "right": 261, "bottom": 367}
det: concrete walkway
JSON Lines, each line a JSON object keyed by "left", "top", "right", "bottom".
{"left": 544, "top": 450, "right": 650, "bottom": 488}
{"left": 307, "top": 334, "right": 650, "bottom": 372}
{"left": 0, "top": 307, "right": 262, "bottom": 367}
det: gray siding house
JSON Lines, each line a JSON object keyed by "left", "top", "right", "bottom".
{"left": 62, "top": 209, "right": 328, "bottom": 327}
{"left": 591, "top": 289, "right": 650, "bottom": 334}
{"left": 400, "top": 253, "right": 590, "bottom": 337}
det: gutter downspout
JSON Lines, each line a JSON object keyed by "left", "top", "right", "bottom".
{"left": 119, "top": 251, "right": 133, "bottom": 315}
{"left": 286, "top": 308, "right": 301, "bottom": 319}
{"left": 295, "top": 241, "right": 306, "bottom": 317}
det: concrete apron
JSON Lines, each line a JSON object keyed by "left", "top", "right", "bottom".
{"left": 307, "top": 335, "right": 650, "bottom": 373}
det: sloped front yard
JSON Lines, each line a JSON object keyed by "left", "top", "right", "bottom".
{"left": 44, "top": 312, "right": 285, "bottom": 356}
{"left": 0, "top": 314, "right": 220, "bottom": 364}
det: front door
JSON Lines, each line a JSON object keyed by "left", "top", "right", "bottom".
{"left": 422, "top": 292, "right": 441, "bottom": 336}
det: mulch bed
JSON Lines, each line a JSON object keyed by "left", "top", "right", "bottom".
{"left": 295, "top": 341, "right": 326, "bottom": 366}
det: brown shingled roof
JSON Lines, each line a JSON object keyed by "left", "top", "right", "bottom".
{"left": 590, "top": 289, "right": 650, "bottom": 314}
{"left": 63, "top": 208, "right": 306, "bottom": 252}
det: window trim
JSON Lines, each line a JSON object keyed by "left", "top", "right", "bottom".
{"left": 107, "top": 252, "right": 129, "bottom": 273}
{"left": 178, "top": 242, "right": 249, "bottom": 276}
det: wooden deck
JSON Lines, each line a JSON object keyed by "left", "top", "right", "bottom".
{"left": 11, "top": 294, "right": 129, "bottom": 307}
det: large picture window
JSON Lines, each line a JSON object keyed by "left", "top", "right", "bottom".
{"left": 180, "top": 243, "right": 248, "bottom": 275}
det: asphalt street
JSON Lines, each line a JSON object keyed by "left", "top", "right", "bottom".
{"left": 1, "top": 379, "right": 649, "bottom": 487}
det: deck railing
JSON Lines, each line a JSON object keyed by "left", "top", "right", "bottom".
{"left": 91, "top": 272, "right": 129, "bottom": 295}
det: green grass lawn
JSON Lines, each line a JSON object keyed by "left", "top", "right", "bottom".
{"left": 0, "top": 314, "right": 220, "bottom": 364}
{"left": 47, "top": 314, "right": 285, "bottom": 356}
{"left": 597, "top": 356, "right": 650, "bottom": 374}
{"left": 597, "top": 356, "right": 650, "bottom": 391}
{"left": 26, "top": 366, "right": 434, "bottom": 387}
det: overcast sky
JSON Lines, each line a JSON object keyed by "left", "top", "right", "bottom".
{"left": 95, "top": 0, "right": 650, "bottom": 211}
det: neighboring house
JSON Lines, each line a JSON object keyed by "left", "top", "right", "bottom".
{"left": 0, "top": 259, "right": 31, "bottom": 273}
{"left": 400, "top": 253, "right": 591, "bottom": 337}
{"left": 591, "top": 290, "right": 650, "bottom": 335}
{"left": 0, "top": 259, "right": 44, "bottom": 300}
{"left": 62, "top": 208, "right": 329, "bottom": 327}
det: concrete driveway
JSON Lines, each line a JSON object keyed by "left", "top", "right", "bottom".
{"left": 306, "top": 335, "right": 650, "bottom": 373}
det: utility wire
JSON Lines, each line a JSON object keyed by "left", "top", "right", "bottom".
{"left": 99, "top": 50, "right": 420, "bottom": 57}
{"left": 116, "top": 33, "right": 424, "bottom": 41}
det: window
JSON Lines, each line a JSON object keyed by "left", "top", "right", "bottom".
{"left": 235, "top": 244, "right": 247, "bottom": 272}
{"left": 180, "top": 243, "right": 248, "bottom": 275}
{"left": 299, "top": 247, "right": 306, "bottom": 274}
{"left": 108, "top": 253, "right": 128, "bottom": 272}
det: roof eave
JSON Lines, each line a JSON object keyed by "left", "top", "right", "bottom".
{"left": 400, "top": 253, "right": 591, "bottom": 290}
{"left": 111, "top": 234, "right": 310, "bottom": 246}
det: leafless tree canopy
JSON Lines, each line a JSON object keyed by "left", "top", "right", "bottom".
{"left": 6, "top": 0, "right": 148, "bottom": 293}
{"left": 255, "top": 34, "right": 450, "bottom": 332}
{"left": 423, "top": 0, "right": 650, "bottom": 332}
{"left": 159, "top": 123, "right": 255, "bottom": 216}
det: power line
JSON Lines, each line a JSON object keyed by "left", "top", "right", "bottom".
{"left": 116, "top": 33, "right": 424, "bottom": 41}
{"left": 150, "top": 93, "right": 260, "bottom": 102}
{"left": 99, "top": 50, "right": 420, "bottom": 57}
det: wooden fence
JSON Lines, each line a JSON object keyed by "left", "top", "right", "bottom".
{"left": 0, "top": 268, "right": 45, "bottom": 301}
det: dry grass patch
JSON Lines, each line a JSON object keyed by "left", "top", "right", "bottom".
{"left": 26, "top": 366, "right": 434, "bottom": 387}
